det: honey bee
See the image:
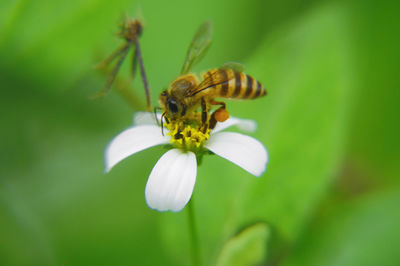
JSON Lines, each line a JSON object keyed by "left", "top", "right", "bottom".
{"left": 159, "top": 21, "right": 267, "bottom": 131}
{"left": 95, "top": 16, "right": 151, "bottom": 111}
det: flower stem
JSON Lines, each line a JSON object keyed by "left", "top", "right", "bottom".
{"left": 187, "top": 197, "right": 202, "bottom": 266}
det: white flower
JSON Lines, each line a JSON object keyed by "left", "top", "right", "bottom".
{"left": 105, "top": 112, "right": 268, "bottom": 212}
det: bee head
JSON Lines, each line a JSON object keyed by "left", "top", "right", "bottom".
{"left": 159, "top": 90, "right": 186, "bottom": 120}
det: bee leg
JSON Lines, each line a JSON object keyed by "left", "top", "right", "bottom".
{"left": 209, "top": 100, "right": 229, "bottom": 129}
{"left": 201, "top": 97, "right": 209, "bottom": 132}
{"left": 210, "top": 99, "right": 227, "bottom": 111}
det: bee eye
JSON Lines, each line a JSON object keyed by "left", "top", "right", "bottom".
{"left": 168, "top": 100, "right": 178, "bottom": 113}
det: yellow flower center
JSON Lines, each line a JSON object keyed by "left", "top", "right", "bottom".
{"left": 166, "top": 121, "right": 210, "bottom": 151}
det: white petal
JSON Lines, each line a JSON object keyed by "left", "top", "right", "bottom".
{"left": 133, "top": 112, "right": 162, "bottom": 126}
{"left": 105, "top": 125, "right": 169, "bottom": 172}
{"left": 205, "top": 132, "right": 268, "bottom": 176}
{"left": 145, "top": 149, "right": 197, "bottom": 212}
{"left": 212, "top": 116, "right": 257, "bottom": 133}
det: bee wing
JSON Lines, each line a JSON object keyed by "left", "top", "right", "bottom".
{"left": 220, "top": 61, "right": 245, "bottom": 72}
{"left": 180, "top": 21, "right": 213, "bottom": 75}
{"left": 185, "top": 69, "right": 233, "bottom": 96}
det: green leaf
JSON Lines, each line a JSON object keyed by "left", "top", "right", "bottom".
{"left": 282, "top": 188, "right": 400, "bottom": 266}
{"left": 215, "top": 223, "right": 270, "bottom": 266}
{"left": 238, "top": 2, "right": 354, "bottom": 241}
{"left": 345, "top": 1, "right": 400, "bottom": 184}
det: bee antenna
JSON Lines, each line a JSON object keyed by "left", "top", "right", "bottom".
{"left": 154, "top": 107, "right": 161, "bottom": 126}
{"left": 161, "top": 112, "right": 166, "bottom": 136}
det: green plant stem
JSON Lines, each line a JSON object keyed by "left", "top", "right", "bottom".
{"left": 187, "top": 197, "right": 202, "bottom": 266}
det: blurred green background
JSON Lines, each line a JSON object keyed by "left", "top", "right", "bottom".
{"left": 1, "top": 0, "right": 399, "bottom": 265}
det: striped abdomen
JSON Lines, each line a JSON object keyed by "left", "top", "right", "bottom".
{"left": 206, "top": 69, "right": 266, "bottom": 99}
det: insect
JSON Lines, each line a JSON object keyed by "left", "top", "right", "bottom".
{"left": 95, "top": 16, "right": 151, "bottom": 111}
{"left": 159, "top": 21, "right": 267, "bottom": 131}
